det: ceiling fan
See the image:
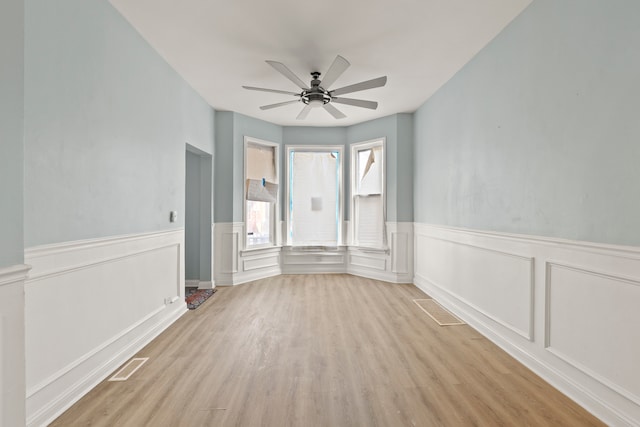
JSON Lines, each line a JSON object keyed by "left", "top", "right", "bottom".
{"left": 242, "top": 55, "right": 387, "bottom": 120}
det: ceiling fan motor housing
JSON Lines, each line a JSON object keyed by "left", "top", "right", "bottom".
{"left": 301, "top": 72, "right": 331, "bottom": 106}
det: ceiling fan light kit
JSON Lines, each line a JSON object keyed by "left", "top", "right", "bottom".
{"left": 242, "top": 55, "right": 387, "bottom": 120}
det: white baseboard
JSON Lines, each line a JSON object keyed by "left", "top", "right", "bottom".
{"left": 26, "top": 303, "right": 186, "bottom": 427}
{"left": 414, "top": 223, "right": 640, "bottom": 426}
{"left": 346, "top": 222, "right": 414, "bottom": 284}
{"left": 185, "top": 280, "right": 214, "bottom": 289}
{"left": 214, "top": 223, "right": 282, "bottom": 285}
{"left": 24, "top": 229, "right": 187, "bottom": 426}
{"left": 198, "top": 280, "right": 214, "bottom": 289}
{"left": 213, "top": 222, "right": 413, "bottom": 284}
{"left": 280, "top": 247, "right": 347, "bottom": 275}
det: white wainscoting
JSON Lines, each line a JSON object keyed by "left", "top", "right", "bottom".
{"left": 347, "top": 222, "right": 413, "bottom": 283}
{"left": 214, "top": 223, "right": 281, "bottom": 286}
{"left": 414, "top": 223, "right": 640, "bottom": 426}
{"left": 0, "top": 264, "right": 30, "bottom": 427}
{"left": 214, "top": 222, "right": 413, "bottom": 283}
{"left": 24, "top": 229, "right": 187, "bottom": 427}
{"left": 281, "top": 246, "right": 348, "bottom": 274}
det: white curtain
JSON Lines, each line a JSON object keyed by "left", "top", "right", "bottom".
{"left": 290, "top": 151, "right": 339, "bottom": 245}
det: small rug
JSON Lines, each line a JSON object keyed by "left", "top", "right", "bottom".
{"left": 185, "top": 288, "right": 217, "bottom": 310}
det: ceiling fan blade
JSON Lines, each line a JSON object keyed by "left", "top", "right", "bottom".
{"left": 296, "top": 104, "right": 313, "bottom": 120}
{"left": 331, "top": 97, "right": 378, "bottom": 110}
{"left": 260, "top": 100, "right": 300, "bottom": 110}
{"left": 319, "top": 55, "right": 350, "bottom": 90}
{"left": 266, "top": 60, "right": 309, "bottom": 90}
{"left": 330, "top": 76, "right": 387, "bottom": 96}
{"left": 323, "top": 103, "right": 347, "bottom": 119}
{"left": 243, "top": 86, "right": 299, "bottom": 96}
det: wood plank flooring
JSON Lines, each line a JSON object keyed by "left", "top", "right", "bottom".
{"left": 51, "top": 274, "right": 605, "bottom": 426}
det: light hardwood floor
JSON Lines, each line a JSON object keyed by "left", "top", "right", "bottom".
{"left": 51, "top": 274, "right": 605, "bottom": 426}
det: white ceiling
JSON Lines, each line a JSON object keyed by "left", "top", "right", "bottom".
{"left": 109, "top": 0, "right": 532, "bottom": 127}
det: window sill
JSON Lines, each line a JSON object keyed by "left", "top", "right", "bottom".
{"left": 282, "top": 245, "right": 347, "bottom": 252}
{"left": 348, "top": 246, "right": 389, "bottom": 254}
{"left": 240, "top": 245, "right": 282, "bottom": 256}
{"left": 239, "top": 245, "right": 388, "bottom": 256}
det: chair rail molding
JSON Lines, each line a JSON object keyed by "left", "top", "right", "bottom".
{"left": 414, "top": 223, "right": 640, "bottom": 427}
{"left": 24, "top": 229, "right": 187, "bottom": 427}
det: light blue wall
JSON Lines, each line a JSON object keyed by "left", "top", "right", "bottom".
{"left": 0, "top": 0, "right": 24, "bottom": 267}
{"left": 185, "top": 150, "right": 201, "bottom": 280}
{"left": 283, "top": 126, "right": 348, "bottom": 146}
{"left": 23, "top": 0, "right": 215, "bottom": 246}
{"left": 214, "top": 112, "right": 235, "bottom": 223}
{"left": 198, "top": 153, "right": 213, "bottom": 282}
{"left": 413, "top": 0, "right": 640, "bottom": 246}
{"left": 214, "top": 112, "right": 282, "bottom": 223}
{"left": 396, "top": 113, "right": 414, "bottom": 222}
{"left": 348, "top": 114, "right": 413, "bottom": 222}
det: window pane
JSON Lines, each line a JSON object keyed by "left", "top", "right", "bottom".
{"left": 246, "top": 200, "right": 270, "bottom": 246}
{"left": 352, "top": 140, "right": 385, "bottom": 248}
{"left": 355, "top": 195, "right": 384, "bottom": 247}
{"left": 289, "top": 151, "right": 340, "bottom": 245}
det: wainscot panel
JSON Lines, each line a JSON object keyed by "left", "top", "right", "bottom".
{"left": 414, "top": 223, "right": 640, "bottom": 426}
{"left": 24, "top": 230, "right": 187, "bottom": 426}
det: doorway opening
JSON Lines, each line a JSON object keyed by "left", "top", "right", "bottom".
{"left": 185, "top": 144, "right": 213, "bottom": 290}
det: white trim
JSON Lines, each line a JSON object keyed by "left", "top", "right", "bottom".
{"left": 346, "top": 222, "right": 413, "bottom": 284}
{"left": 26, "top": 304, "right": 166, "bottom": 398}
{"left": 414, "top": 274, "right": 636, "bottom": 427}
{"left": 25, "top": 229, "right": 183, "bottom": 259}
{"left": 0, "top": 263, "right": 31, "bottom": 286}
{"left": 416, "top": 233, "right": 534, "bottom": 340}
{"left": 544, "top": 260, "right": 640, "bottom": 407}
{"left": 243, "top": 136, "right": 280, "bottom": 250}
{"left": 414, "top": 223, "right": 640, "bottom": 426}
{"left": 27, "top": 243, "right": 181, "bottom": 283}
{"left": 185, "top": 279, "right": 200, "bottom": 288}
{"left": 185, "top": 280, "right": 214, "bottom": 289}
{"left": 197, "top": 280, "right": 214, "bottom": 290}
{"left": 215, "top": 222, "right": 282, "bottom": 286}
{"left": 24, "top": 229, "right": 187, "bottom": 426}
{"left": 416, "top": 271, "right": 533, "bottom": 340}
{"left": 349, "top": 137, "right": 386, "bottom": 248}
{"left": 0, "top": 263, "right": 29, "bottom": 427}
{"left": 417, "top": 223, "right": 640, "bottom": 260}
{"left": 285, "top": 144, "right": 345, "bottom": 246}
{"left": 26, "top": 304, "right": 186, "bottom": 427}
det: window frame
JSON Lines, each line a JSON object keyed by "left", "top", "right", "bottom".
{"left": 285, "top": 144, "right": 344, "bottom": 247}
{"left": 243, "top": 136, "right": 280, "bottom": 250}
{"left": 350, "top": 138, "right": 386, "bottom": 249}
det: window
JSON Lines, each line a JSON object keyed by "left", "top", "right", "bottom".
{"left": 286, "top": 145, "right": 343, "bottom": 246}
{"left": 244, "top": 138, "right": 279, "bottom": 248}
{"left": 351, "top": 139, "right": 385, "bottom": 248}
